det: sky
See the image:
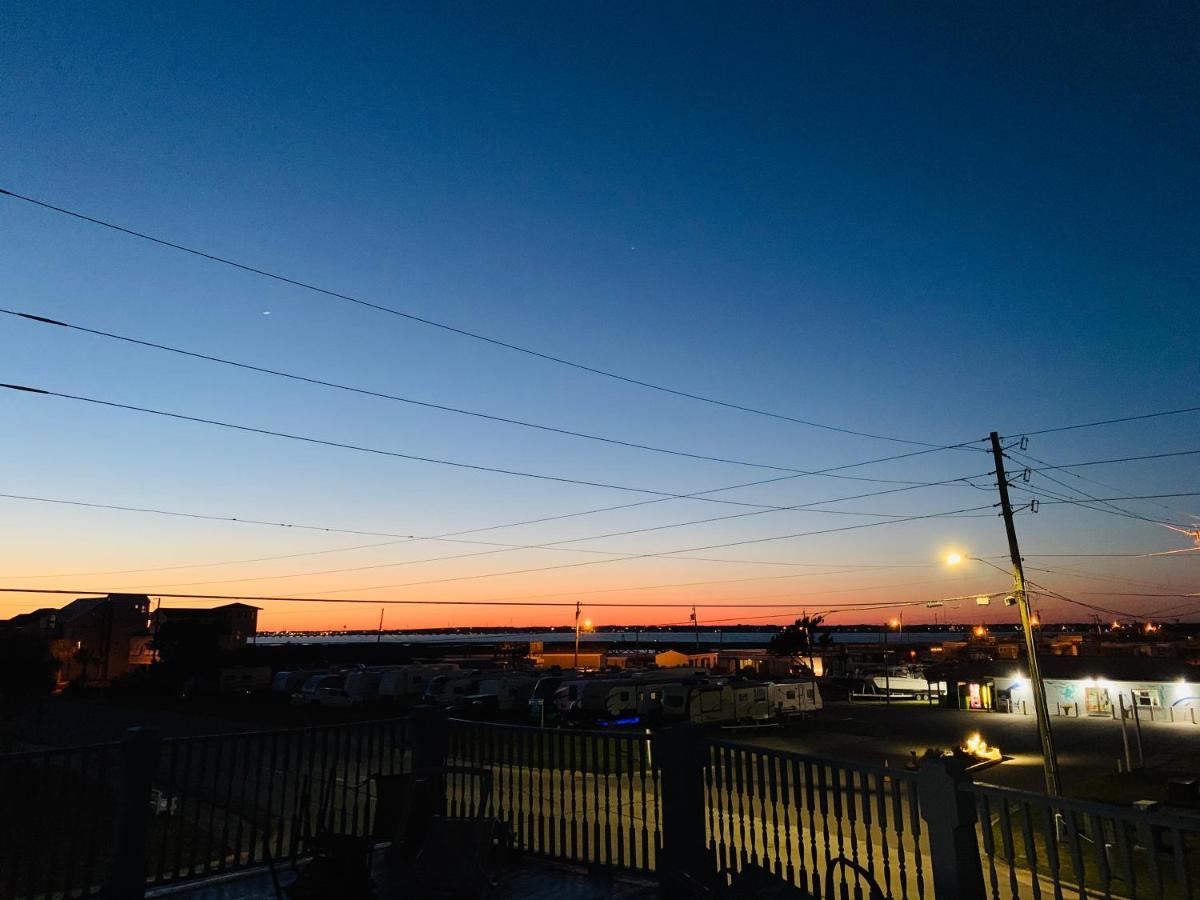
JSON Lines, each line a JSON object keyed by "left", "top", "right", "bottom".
{"left": 1, "top": 2, "right": 1197, "bottom": 631}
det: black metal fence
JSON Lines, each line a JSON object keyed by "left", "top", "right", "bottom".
{"left": 6, "top": 714, "right": 1200, "bottom": 900}
{"left": 965, "top": 780, "right": 1200, "bottom": 900}
{"left": 0, "top": 718, "right": 410, "bottom": 899}
{"left": 0, "top": 741, "right": 123, "bottom": 900}
{"left": 704, "top": 740, "right": 930, "bottom": 899}
{"left": 445, "top": 719, "right": 661, "bottom": 872}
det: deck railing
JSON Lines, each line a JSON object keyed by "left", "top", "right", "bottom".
{"left": 704, "top": 739, "right": 931, "bottom": 899}
{"left": 445, "top": 718, "right": 661, "bottom": 872}
{"left": 3, "top": 713, "right": 1200, "bottom": 899}
{"left": 0, "top": 740, "right": 123, "bottom": 900}
{"left": 965, "top": 780, "right": 1200, "bottom": 899}
{"left": 0, "top": 718, "right": 410, "bottom": 899}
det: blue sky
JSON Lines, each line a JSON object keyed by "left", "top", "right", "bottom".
{"left": 1, "top": 2, "right": 1196, "bottom": 627}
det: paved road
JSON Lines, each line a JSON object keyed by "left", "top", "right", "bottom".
{"left": 735, "top": 702, "right": 1200, "bottom": 796}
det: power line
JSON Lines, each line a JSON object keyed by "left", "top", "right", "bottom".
{"left": 272, "top": 502, "right": 997, "bottom": 597}
{"left": 1018, "top": 406, "right": 1200, "bottom": 437}
{"left": 1, "top": 383, "right": 990, "bottom": 513}
{"left": 12, "top": 501, "right": 988, "bottom": 598}
{"left": 1038, "top": 492, "right": 1200, "bottom": 504}
{"left": 0, "top": 187, "right": 955, "bottom": 449}
{"left": 1025, "top": 449, "right": 1200, "bottom": 471}
{"left": 108, "top": 474, "right": 989, "bottom": 591}
{"left": 1014, "top": 551, "right": 1200, "bottom": 559}
{"left": 0, "top": 584, "right": 1010, "bottom": 610}
{"left": 0, "top": 588, "right": 993, "bottom": 609}
{"left": 1010, "top": 447, "right": 1198, "bottom": 520}
{"left": 1008, "top": 447, "right": 1195, "bottom": 529}
{"left": 2, "top": 308, "right": 928, "bottom": 479}
{"left": 1008, "top": 478, "right": 1195, "bottom": 531}
{"left": 0, "top": 439, "right": 987, "bottom": 577}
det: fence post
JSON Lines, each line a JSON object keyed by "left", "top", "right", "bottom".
{"left": 657, "top": 724, "right": 714, "bottom": 892}
{"left": 103, "top": 727, "right": 161, "bottom": 899}
{"left": 410, "top": 705, "right": 449, "bottom": 812}
{"left": 917, "top": 754, "right": 986, "bottom": 900}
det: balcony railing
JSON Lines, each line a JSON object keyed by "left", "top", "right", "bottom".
{"left": 0, "top": 718, "right": 410, "bottom": 899}
{"left": 2, "top": 712, "right": 1199, "bottom": 899}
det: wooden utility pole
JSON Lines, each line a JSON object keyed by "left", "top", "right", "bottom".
{"left": 991, "top": 431, "right": 1061, "bottom": 795}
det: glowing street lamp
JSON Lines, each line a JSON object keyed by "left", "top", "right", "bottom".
{"left": 946, "top": 547, "right": 1060, "bottom": 795}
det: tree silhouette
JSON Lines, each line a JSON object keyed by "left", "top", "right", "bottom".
{"left": 769, "top": 614, "right": 825, "bottom": 670}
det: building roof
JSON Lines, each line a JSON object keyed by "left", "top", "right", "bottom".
{"left": 949, "top": 656, "right": 1197, "bottom": 683}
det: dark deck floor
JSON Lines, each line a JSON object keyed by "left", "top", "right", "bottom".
{"left": 149, "top": 856, "right": 659, "bottom": 900}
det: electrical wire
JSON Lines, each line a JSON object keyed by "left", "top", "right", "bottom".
{"left": 1, "top": 501, "right": 993, "bottom": 602}
{"left": 273, "top": 502, "right": 997, "bottom": 597}
{"left": 0, "top": 187, "right": 961, "bottom": 449}
{"left": 2, "top": 470, "right": 990, "bottom": 586}
{"left": 102, "top": 476, "right": 991, "bottom": 591}
{"left": 1018, "top": 406, "right": 1200, "bottom": 437}
{"left": 1008, "top": 447, "right": 1196, "bottom": 530}
{"left": 1, "top": 383, "right": 993, "bottom": 513}
{"left": 1, "top": 307, "right": 933, "bottom": 479}
{"left": 1010, "top": 446, "right": 1198, "bottom": 520}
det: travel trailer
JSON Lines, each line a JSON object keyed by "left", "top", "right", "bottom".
{"left": 769, "top": 679, "right": 823, "bottom": 718}
{"left": 272, "top": 669, "right": 327, "bottom": 695}
{"left": 422, "top": 671, "right": 481, "bottom": 706}
{"left": 661, "top": 681, "right": 776, "bottom": 726}
{"left": 377, "top": 664, "right": 459, "bottom": 701}
{"left": 291, "top": 673, "right": 345, "bottom": 706}
{"left": 474, "top": 674, "right": 537, "bottom": 711}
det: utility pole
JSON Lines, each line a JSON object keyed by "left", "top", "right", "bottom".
{"left": 991, "top": 431, "right": 1061, "bottom": 796}
{"left": 376, "top": 607, "right": 385, "bottom": 643}
{"left": 574, "top": 601, "right": 582, "bottom": 669}
{"left": 883, "top": 623, "right": 890, "bottom": 706}
{"left": 691, "top": 606, "right": 699, "bottom": 649}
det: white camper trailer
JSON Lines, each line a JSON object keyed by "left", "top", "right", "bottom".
{"left": 769, "top": 679, "right": 823, "bottom": 718}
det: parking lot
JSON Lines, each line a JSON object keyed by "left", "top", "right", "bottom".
{"left": 736, "top": 701, "right": 1200, "bottom": 800}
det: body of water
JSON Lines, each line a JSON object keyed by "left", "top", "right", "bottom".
{"left": 253, "top": 629, "right": 971, "bottom": 646}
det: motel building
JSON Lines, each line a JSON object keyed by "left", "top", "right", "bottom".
{"left": 949, "top": 657, "right": 1200, "bottom": 721}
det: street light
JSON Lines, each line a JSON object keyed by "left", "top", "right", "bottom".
{"left": 948, "top": 550, "right": 1061, "bottom": 795}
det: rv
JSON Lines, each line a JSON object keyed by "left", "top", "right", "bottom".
{"left": 291, "top": 673, "right": 345, "bottom": 706}
{"left": 344, "top": 669, "right": 389, "bottom": 703}
{"left": 272, "top": 669, "right": 325, "bottom": 695}
{"left": 378, "top": 664, "right": 458, "bottom": 702}
{"left": 422, "top": 671, "right": 481, "bottom": 707}
{"left": 528, "top": 673, "right": 575, "bottom": 724}
{"left": 555, "top": 677, "right": 679, "bottom": 726}
{"left": 769, "top": 679, "right": 823, "bottom": 718}
{"left": 475, "top": 674, "right": 537, "bottom": 712}
{"left": 661, "top": 681, "right": 774, "bottom": 726}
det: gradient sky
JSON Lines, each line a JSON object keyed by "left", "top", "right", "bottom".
{"left": 1, "top": 3, "right": 1197, "bottom": 631}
